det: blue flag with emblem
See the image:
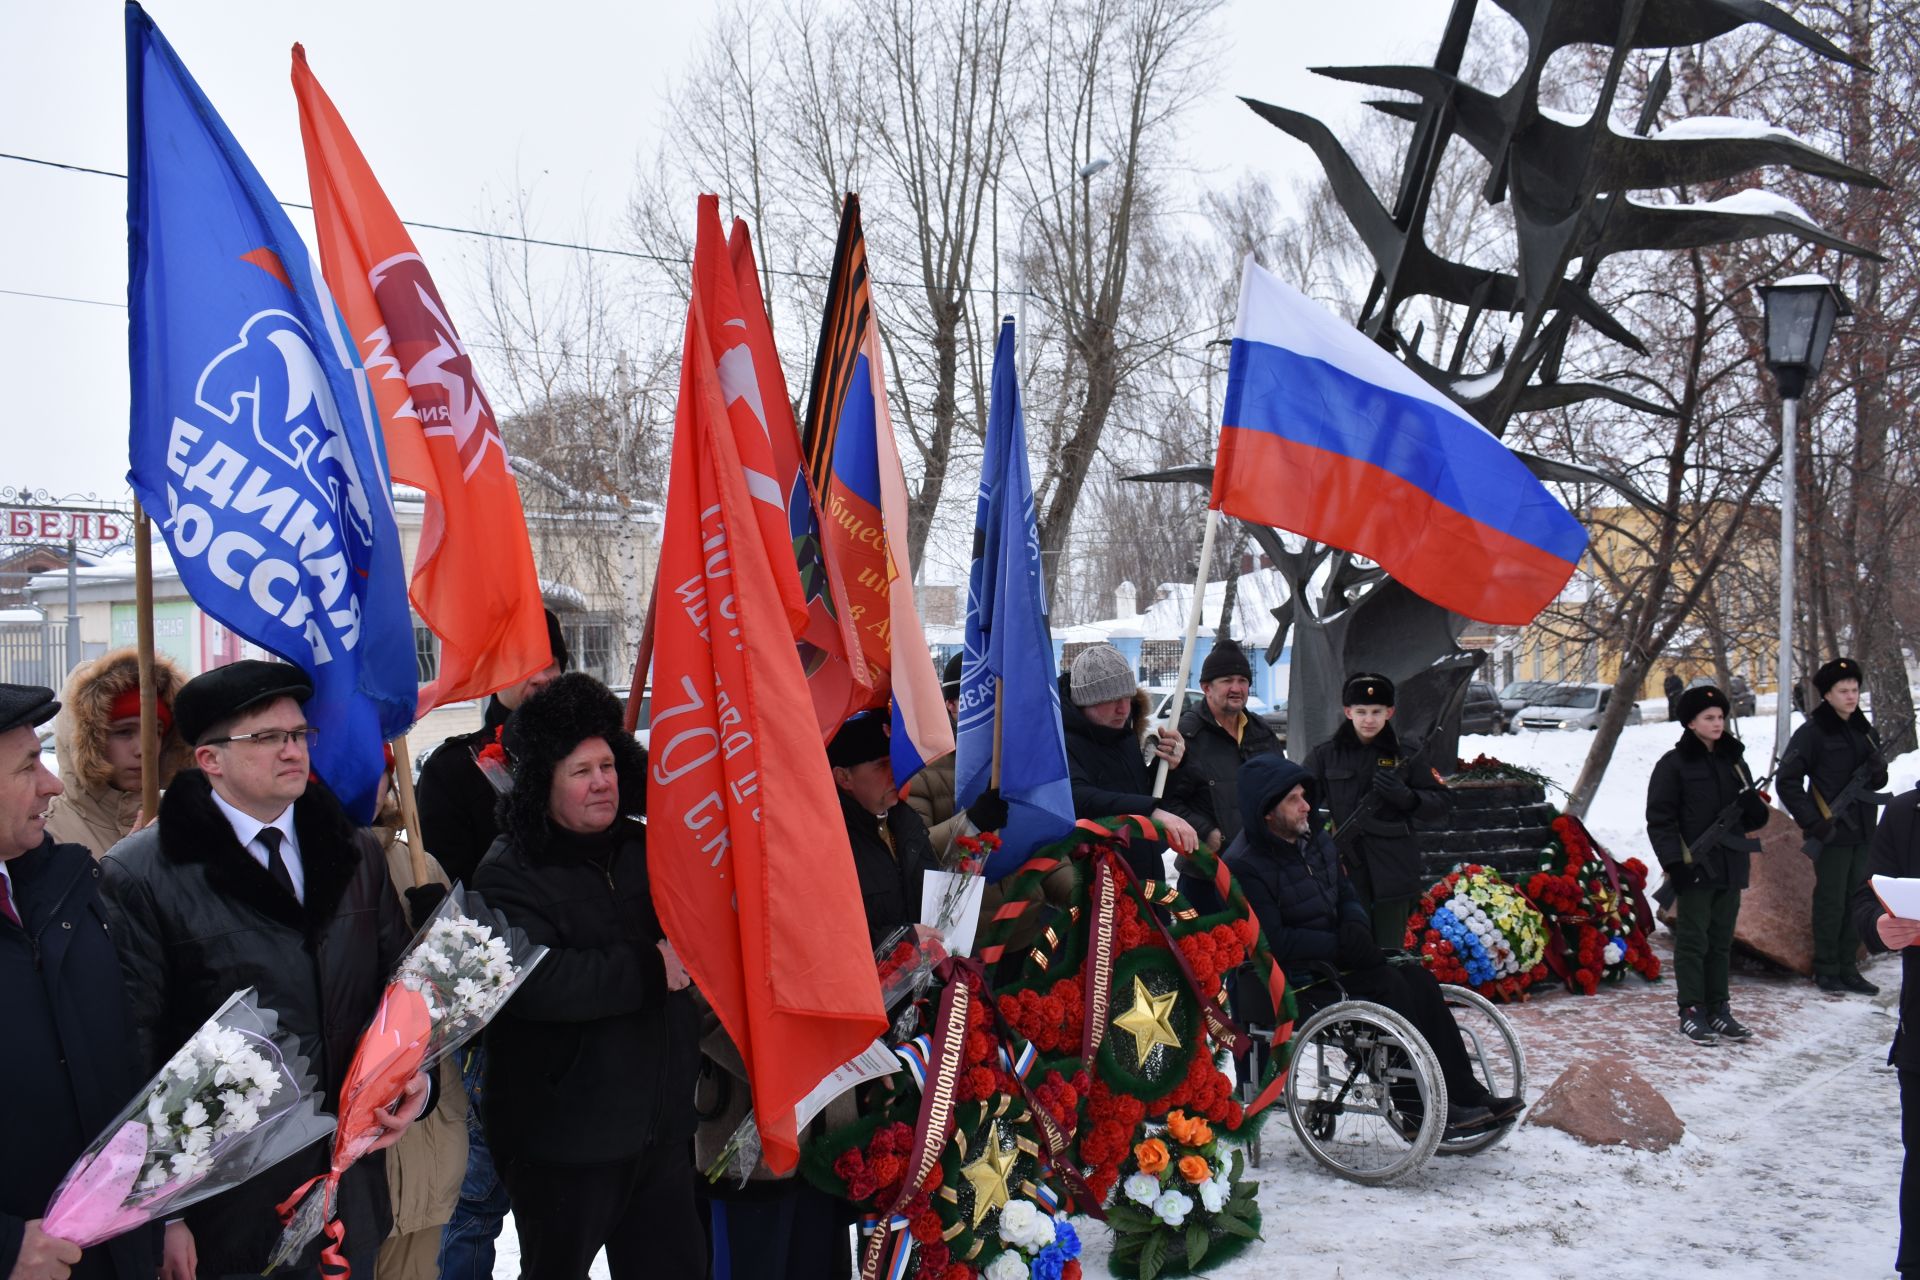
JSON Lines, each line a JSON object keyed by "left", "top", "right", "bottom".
{"left": 956, "top": 319, "right": 1074, "bottom": 880}
{"left": 125, "top": 4, "right": 416, "bottom": 821}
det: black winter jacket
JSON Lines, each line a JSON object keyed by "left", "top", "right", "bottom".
{"left": 1778, "top": 702, "right": 1889, "bottom": 846}
{"left": 1061, "top": 679, "right": 1167, "bottom": 882}
{"left": 1303, "top": 721, "right": 1447, "bottom": 903}
{"left": 1, "top": 837, "right": 154, "bottom": 1280}
{"left": 1644, "top": 730, "right": 1771, "bottom": 890}
{"left": 1224, "top": 755, "right": 1369, "bottom": 985}
{"left": 1856, "top": 790, "right": 1920, "bottom": 1068}
{"left": 415, "top": 695, "right": 513, "bottom": 887}
{"left": 1165, "top": 700, "right": 1285, "bottom": 851}
{"left": 101, "top": 769, "right": 411, "bottom": 1273}
{"left": 841, "top": 790, "right": 933, "bottom": 948}
{"left": 473, "top": 816, "right": 699, "bottom": 1164}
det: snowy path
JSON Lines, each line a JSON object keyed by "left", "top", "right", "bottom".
{"left": 492, "top": 714, "right": 1916, "bottom": 1279}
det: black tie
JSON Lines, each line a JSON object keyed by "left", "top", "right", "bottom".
{"left": 257, "top": 828, "right": 297, "bottom": 900}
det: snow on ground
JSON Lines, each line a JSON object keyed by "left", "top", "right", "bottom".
{"left": 494, "top": 708, "right": 1919, "bottom": 1279}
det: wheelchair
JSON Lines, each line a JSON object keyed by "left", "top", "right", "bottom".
{"left": 1238, "top": 962, "right": 1527, "bottom": 1185}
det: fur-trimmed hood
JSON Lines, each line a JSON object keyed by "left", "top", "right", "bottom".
{"left": 498, "top": 673, "right": 647, "bottom": 864}
{"left": 55, "top": 646, "right": 189, "bottom": 793}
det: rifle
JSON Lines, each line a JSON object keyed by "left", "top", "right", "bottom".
{"left": 1330, "top": 735, "right": 1437, "bottom": 853}
{"left": 1652, "top": 763, "right": 1774, "bottom": 910}
{"left": 1799, "top": 713, "right": 1909, "bottom": 857}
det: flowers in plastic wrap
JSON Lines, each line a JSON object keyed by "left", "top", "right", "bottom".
{"left": 1408, "top": 866, "right": 1550, "bottom": 1001}
{"left": 1104, "top": 1109, "right": 1259, "bottom": 1279}
{"left": 40, "top": 990, "right": 335, "bottom": 1247}
{"left": 269, "top": 887, "right": 544, "bottom": 1275}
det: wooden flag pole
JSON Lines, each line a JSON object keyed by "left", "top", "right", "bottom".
{"left": 622, "top": 574, "right": 661, "bottom": 735}
{"left": 389, "top": 732, "right": 431, "bottom": 887}
{"left": 990, "top": 676, "right": 1005, "bottom": 790}
{"left": 1152, "top": 506, "right": 1220, "bottom": 800}
{"left": 133, "top": 502, "right": 162, "bottom": 822}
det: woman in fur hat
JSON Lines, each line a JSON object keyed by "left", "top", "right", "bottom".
{"left": 471, "top": 673, "right": 703, "bottom": 1279}
{"left": 46, "top": 647, "right": 189, "bottom": 856}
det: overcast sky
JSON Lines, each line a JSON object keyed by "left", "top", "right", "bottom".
{"left": 0, "top": 0, "right": 1444, "bottom": 504}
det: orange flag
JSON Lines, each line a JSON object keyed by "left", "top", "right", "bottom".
{"left": 648, "top": 196, "right": 886, "bottom": 1174}
{"left": 724, "top": 217, "right": 872, "bottom": 737}
{"left": 292, "top": 47, "right": 549, "bottom": 715}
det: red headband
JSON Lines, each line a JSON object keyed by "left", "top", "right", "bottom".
{"left": 108, "top": 689, "right": 173, "bottom": 735}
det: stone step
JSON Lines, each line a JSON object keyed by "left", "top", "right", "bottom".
{"left": 1450, "top": 802, "right": 1558, "bottom": 833}
{"left": 1448, "top": 781, "right": 1548, "bottom": 810}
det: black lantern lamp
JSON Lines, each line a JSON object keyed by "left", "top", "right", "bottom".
{"left": 1760, "top": 275, "right": 1851, "bottom": 400}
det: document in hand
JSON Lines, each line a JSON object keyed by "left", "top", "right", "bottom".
{"left": 1871, "top": 875, "right": 1920, "bottom": 920}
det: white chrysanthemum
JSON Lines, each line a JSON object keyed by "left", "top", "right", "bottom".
{"left": 983, "top": 1253, "right": 1027, "bottom": 1280}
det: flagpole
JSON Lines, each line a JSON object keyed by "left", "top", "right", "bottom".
{"left": 622, "top": 573, "right": 660, "bottom": 735}
{"left": 387, "top": 732, "right": 431, "bottom": 886}
{"left": 133, "top": 502, "right": 161, "bottom": 822}
{"left": 1152, "top": 506, "right": 1220, "bottom": 799}
{"left": 990, "top": 677, "right": 1005, "bottom": 790}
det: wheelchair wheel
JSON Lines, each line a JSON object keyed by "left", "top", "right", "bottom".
{"left": 1436, "top": 984, "right": 1528, "bottom": 1157}
{"left": 1283, "top": 999, "right": 1447, "bottom": 1185}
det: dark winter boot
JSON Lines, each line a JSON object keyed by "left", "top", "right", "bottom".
{"left": 1816, "top": 973, "right": 1848, "bottom": 994}
{"left": 1678, "top": 1005, "right": 1720, "bottom": 1045}
{"left": 1708, "top": 1003, "right": 1755, "bottom": 1041}
{"left": 1840, "top": 970, "right": 1881, "bottom": 996}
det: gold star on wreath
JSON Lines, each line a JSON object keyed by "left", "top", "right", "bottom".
{"left": 1113, "top": 974, "right": 1182, "bottom": 1062}
{"left": 960, "top": 1121, "right": 1018, "bottom": 1227}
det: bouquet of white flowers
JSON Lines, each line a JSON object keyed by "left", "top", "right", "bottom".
{"left": 41, "top": 990, "right": 334, "bottom": 1246}
{"left": 269, "top": 885, "right": 543, "bottom": 1275}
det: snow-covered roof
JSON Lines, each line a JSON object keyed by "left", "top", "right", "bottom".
{"left": 1772, "top": 273, "right": 1835, "bottom": 288}
{"left": 1069, "top": 567, "right": 1293, "bottom": 645}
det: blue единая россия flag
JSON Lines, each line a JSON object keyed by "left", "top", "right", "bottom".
{"left": 126, "top": 4, "right": 417, "bottom": 821}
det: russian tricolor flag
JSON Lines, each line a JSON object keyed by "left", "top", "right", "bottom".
{"left": 1211, "top": 258, "right": 1586, "bottom": 625}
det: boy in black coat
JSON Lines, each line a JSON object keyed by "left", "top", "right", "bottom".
{"left": 0, "top": 684, "right": 155, "bottom": 1280}
{"left": 1304, "top": 673, "right": 1447, "bottom": 950}
{"left": 1779, "top": 656, "right": 1890, "bottom": 994}
{"left": 1645, "top": 684, "right": 1771, "bottom": 1045}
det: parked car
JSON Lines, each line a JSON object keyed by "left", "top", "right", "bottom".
{"left": 1146, "top": 686, "right": 1287, "bottom": 748}
{"left": 1513, "top": 682, "right": 1644, "bottom": 731}
{"left": 1686, "top": 673, "right": 1757, "bottom": 718}
{"left": 1497, "top": 679, "right": 1556, "bottom": 732}
{"left": 1461, "top": 681, "right": 1506, "bottom": 735}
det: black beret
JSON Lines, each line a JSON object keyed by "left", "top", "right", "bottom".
{"left": 1201, "top": 641, "right": 1253, "bottom": 684}
{"left": 827, "top": 711, "right": 890, "bottom": 769}
{"left": 1813, "top": 657, "right": 1861, "bottom": 695}
{"left": 174, "top": 660, "right": 313, "bottom": 745}
{"left": 0, "top": 683, "right": 59, "bottom": 737}
{"left": 942, "top": 653, "right": 963, "bottom": 700}
{"left": 1342, "top": 672, "right": 1395, "bottom": 707}
{"left": 1677, "top": 684, "right": 1730, "bottom": 726}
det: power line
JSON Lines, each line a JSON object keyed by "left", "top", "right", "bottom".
{"left": 1, "top": 148, "right": 1228, "bottom": 370}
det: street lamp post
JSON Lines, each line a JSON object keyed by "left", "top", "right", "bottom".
{"left": 1014, "top": 157, "right": 1112, "bottom": 368}
{"left": 1759, "top": 274, "right": 1850, "bottom": 761}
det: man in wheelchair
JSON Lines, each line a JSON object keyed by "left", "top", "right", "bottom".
{"left": 1226, "top": 754, "right": 1525, "bottom": 1141}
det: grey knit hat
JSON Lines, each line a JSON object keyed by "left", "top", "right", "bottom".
{"left": 1069, "top": 643, "right": 1137, "bottom": 707}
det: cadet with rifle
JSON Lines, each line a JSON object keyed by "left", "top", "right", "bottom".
{"left": 1306, "top": 673, "right": 1448, "bottom": 950}
{"left": 1779, "top": 656, "right": 1898, "bottom": 995}
{"left": 1647, "top": 684, "right": 1773, "bottom": 1044}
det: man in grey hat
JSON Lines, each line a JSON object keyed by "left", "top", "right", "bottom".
{"left": 101, "top": 661, "right": 429, "bottom": 1279}
{"left": 1060, "top": 643, "right": 1195, "bottom": 882}
{"left": 0, "top": 683, "right": 156, "bottom": 1280}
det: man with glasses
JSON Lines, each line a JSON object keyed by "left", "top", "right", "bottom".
{"left": 101, "top": 661, "right": 429, "bottom": 1280}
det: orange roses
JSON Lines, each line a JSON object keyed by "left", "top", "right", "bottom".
{"left": 1178, "top": 1155, "right": 1211, "bottom": 1184}
{"left": 1165, "top": 1109, "right": 1214, "bottom": 1146}
{"left": 1133, "top": 1138, "right": 1169, "bottom": 1174}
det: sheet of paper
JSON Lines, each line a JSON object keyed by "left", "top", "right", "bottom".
{"left": 794, "top": 1038, "right": 899, "bottom": 1130}
{"left": 1871, "top": 875, "right": 1920, "bottom": 920}
{"left": 921, "top": 869, "right": 985, "bottom": 957}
